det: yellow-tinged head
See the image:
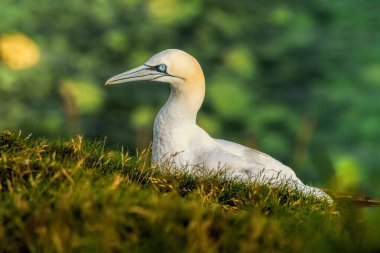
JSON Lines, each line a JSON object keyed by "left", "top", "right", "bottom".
{"left": 106, "top": 49, "right": 206, "bottom": 114}
{"left": 105, "top": 49, "right": 205, "bottom": 90}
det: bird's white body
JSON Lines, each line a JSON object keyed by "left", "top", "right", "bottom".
{"left": 106, "top": 49, "right": 331, "bottom": 200}
{"left": 153, "top": 95, "right": 294, "bottom": 181}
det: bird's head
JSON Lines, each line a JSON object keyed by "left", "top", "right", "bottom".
{"left": 105, "top": 49, "right": 204, "bottom": 90}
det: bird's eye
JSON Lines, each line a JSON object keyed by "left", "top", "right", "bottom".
{"left": 156, "top": 64, "right": 167, "bottom": 73}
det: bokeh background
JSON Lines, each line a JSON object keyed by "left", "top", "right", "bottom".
{"left": 1, "top": 0, "right": 380, "bottom": 195}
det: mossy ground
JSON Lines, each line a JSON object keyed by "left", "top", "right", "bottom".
{"left": 0, "top": 130, "right": 379, "bottom": 253}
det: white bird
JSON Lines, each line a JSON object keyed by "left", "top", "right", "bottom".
{"left": 106, "top": 49, "right": 331, "bottom": 201}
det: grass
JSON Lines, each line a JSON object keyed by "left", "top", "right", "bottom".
{"left": 0, "top": 130, "right": 379, "bottom": 253}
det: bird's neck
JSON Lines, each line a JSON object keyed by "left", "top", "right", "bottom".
{"left": 152, "top": 64, "right": 206, "bottom": 164}
{"left": 152, "top": 78, "right": 205, "bottom": 164}
{"left": 156, "top": 76, "right": 205, "bottom": 125}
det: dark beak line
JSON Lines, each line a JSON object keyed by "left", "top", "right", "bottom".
{"left": 106, "top": 67, "right": 151, "bottom": 85}
{"left": 143, "top": 63, "right": 154, "bottom": 69}
{"left": 108, "top": 73, "right": 164, "bottom": 84}
{"left": 143, "top": 63, "right": 185, "bottom": 81}
{"left": 107, "top": 64, "right": 185, "bottom": 85}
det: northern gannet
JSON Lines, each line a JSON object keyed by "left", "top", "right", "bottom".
{"left": 105, "top": 49, "right": 331, "bottom": 200}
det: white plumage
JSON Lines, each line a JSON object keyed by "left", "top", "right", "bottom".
{"left": 106, "top": 49, "right": 331, "bottom": 201}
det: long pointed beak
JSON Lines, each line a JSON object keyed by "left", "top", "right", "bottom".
{"left": 105, "top": 65, "right": 159, "bottom": 86}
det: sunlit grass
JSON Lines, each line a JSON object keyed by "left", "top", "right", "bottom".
{"left": 0, "top": 130, "right": 379, "bottom": 253}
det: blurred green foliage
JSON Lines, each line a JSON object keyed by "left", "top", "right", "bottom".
{"left": 1, "top": 0, "right": 380, "bottom": 195}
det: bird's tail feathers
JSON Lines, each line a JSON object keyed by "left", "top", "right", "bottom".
{"left": 323, "top": 190, "right": 380, "bottom": 207}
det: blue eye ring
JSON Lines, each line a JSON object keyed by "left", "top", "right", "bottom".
{"left": 156, "top": 64, "right": 167, "bottom": 73}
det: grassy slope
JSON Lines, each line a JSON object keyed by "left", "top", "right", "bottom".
{"left": 0, "top": 130, "right": 379, "bottom": 253}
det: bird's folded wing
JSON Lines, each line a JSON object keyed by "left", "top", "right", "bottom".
{"left": 211, "top": 139, "right": 332, "bottom": 200}
{"left": 214, "top": 139, "right": 298, "bottom": 178}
